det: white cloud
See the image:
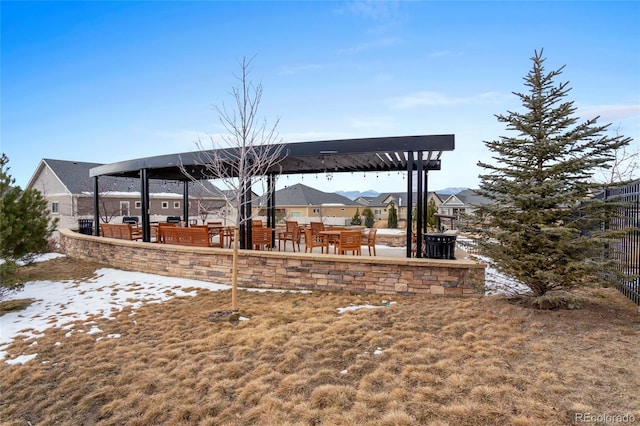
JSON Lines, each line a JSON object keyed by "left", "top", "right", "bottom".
{"left": 388, "top": 91, "right": 506, "bottom": 109}
{"left": 346, "top": 0, "right": 401, "bottom": 22}
{"left": 578, "top": 103, "right": 640, "bottom": 123}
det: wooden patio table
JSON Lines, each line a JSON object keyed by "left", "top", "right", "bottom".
{"left": 318, "top": 230, "right": 342, "bottom": 254}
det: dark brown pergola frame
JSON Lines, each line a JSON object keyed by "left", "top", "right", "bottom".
{"left": 90, "top": 134, "right": 455, "bottom": 258}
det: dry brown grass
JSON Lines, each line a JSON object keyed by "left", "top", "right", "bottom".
{"left": 1, "top": 259, "right": 639, "bottom": 425}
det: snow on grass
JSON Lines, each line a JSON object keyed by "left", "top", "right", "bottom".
{"left": 0, "top": 265, "right": 232, "bottom": 363}
{"left": 336, "top": 304, "right": 384, "bottom": 314}
{"left": 0, "top": 252, "right": 66, "bottom": 266}
{"left": 336, "top": 300, "right": 396, "bottom": 314}
{"left": 1, "top": 255, "right": 317, "bottom": 365}
{"left": 4, "top": 353, "right": 38, "bottom": 365}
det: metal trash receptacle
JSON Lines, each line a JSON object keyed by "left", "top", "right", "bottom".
{"left": 424, "top": 233, "right": 457, "bottom": 259}
{"left": 78, "top": 219, "right": 94, "bottom": 235}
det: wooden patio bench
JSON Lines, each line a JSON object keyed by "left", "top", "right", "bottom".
{"left": 161, "top": 226, "right": 216, "bottom": 247}
{"left": 100, "top": 223, "right": 142, "bottom": 241}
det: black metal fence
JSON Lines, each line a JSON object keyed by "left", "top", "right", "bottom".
{"left": 602, "top": 180, "right": 640, "bottom": 306}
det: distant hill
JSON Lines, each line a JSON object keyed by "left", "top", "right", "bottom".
{"left": 336, "top": 188, "right": 469, "bottom": 199}
{"left": 435, "top": 187, "right": 469, "bottom": 195}
{"left": 336, "top": 190, "right": 379, "bottom": 200}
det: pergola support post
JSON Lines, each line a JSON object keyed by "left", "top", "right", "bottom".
{"left": 406, "top": 151, "right": 414, "bottom": 258}
{"left": 415, "top": 151, "right": 424, "bottom": 258}
{"left": 267, "top": 173, "right": 276, "bottom": 248}
{"left": 424, "top": 169, "right": 429, "bottom": 235}
{"left": 93, "top": 176, "right": 100, "bottom": 236}
{"left": 183, "top": 181, "right": 189, "bottom": 226}
{"left": 140, "top": 169, "right": 151, "bottom": 242}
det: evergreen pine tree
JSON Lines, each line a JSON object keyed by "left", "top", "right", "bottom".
{"left": 427, "top": 198, "right": 438, "bottom": 230}
{"left": 0, "top": 154, "right": 58, "bottom": 294}
{"left": 363, "top": 207, "right": 375, "bottom": 228}
{"left": 387, "top": 202, "right": 398, "bottom": 228}
{"left": 350, "top": 208, "right": 362, "bottom": 225}
{"left": 467, "top": 50, "right": 632, "bottom": 304}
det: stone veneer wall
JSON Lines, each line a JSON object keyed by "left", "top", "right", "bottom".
{"left": 59, "top": 229, "right": 485, "bottom": 296}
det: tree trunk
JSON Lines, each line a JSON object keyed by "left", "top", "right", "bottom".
{"left": 231, "top": 226, "right": 239, "bottom": 311}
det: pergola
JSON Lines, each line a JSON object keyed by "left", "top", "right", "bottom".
{"left": 90, "top": 134, "right": 455, "bottom": 258}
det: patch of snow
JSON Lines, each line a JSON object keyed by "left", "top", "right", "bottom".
{"left": 374, "top": 348, "right": 383, "bottom": 355}
{"left": 87, "top": 326, "right": 103, "bottom": 335}
{"left": 1, "top": 259, "right": 318, "bottom": 363}
{"left": 340, "top": 369, "right": 348, "bottom": 375}
{"left": 96, "top": 333, "right": 121, "bottom": 342}
{"left": 17, "top": 252, "right": 66, "bottom": 265}
{"left": 5, "top": 353, "right": 37, "bottom": 365}
{"left": 244, "top": 288, "right": 312, "bottom": 294}
{"left": 0, "top": 252, "right": 66, "bottom": 266}
{"left": 375, "top": 229, "right": 406, "bottom": 235}
{"left": 337, "top": 304, "right": 384, "bottom": 314}
{"left": 0, "top": 267, "right": 231, "bottom": 360}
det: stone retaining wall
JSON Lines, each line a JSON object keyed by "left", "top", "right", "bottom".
{"left": 59, "top": 229, "right": 485, "bottom": 296}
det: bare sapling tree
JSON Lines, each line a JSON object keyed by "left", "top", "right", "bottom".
{"left": 598, "top": 127, "right": 639, "bottom": 184}
{"left": 79, "top": 176, "right": 128, "bottom": 224}
{"left": 180, "top": 56, "right": 287, "bottom": 310}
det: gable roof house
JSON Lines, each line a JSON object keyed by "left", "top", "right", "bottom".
{"left": 271, "top": 183, "right": 362, "bottom": 226}
{"left": 26, "top": 159, "right": 227, "bottom": 230}
{"left": 438, "top": 189, "right": 492, "bottom": 229}
{"left": 356, "top": 192, "right": 446, "bottom": 227}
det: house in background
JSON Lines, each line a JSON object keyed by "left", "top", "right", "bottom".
{"left": 26, "top": 159, "right": 229, "bottom": 230}
{"left": 356, "top": 192, "right": 447, "bottom": 227}
{"left": 271, "top": 183, "right": 362, "bottom": 225}
{"left": 438, "top": 189, "right": 492, "bottom": 229}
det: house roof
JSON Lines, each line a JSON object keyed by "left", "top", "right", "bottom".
{"left": 89, "top": 134, "right": 455, "bottom": 180}
{"left": 361, "top": 191, "right": 445, "bottom": 207}
{"left": 441, "top": 189, "right": 492, "bottom": 206}
{"left": 33, "top": 159, "right": 224, "bottom": 197}
{"left": 274, "top": 183, "right": 359, "bottom": 206}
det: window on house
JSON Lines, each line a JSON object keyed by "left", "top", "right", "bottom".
{"left": 51, "top": 202, "right": 59, "bottom": 214}
{"left": 312, "top": 208, "right": 320, "bottom": 214}
{"left": 161, "top": 201, "right": 169, "bottom": 209}
{"left": 174, "top": 201, "right": 180, "bottom": 209}
{"left": 290, "top": 211, "right": 301, "bottom": 217}
{"left": 374, "top": 209, "right": 381, "bottom": 215}
{"left": 135, "top": 201, "right": 141, "bottom": 209}
{"left": 120, "top": 201, "right": 130, "bottom": 216}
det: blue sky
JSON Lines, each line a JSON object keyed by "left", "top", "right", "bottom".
{"left": 2, "top": 1, "right": 639, "bottom": 193}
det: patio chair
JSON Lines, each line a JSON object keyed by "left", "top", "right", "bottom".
{"left": 362, "top": 228, "right": 378, "bottom": 256}
{"left": 278, "top": 220, "right": 301, "bottom": 252}
{"left": 252, "top": 219, "right": 263, "bottom": 228}
{"left": 336, "top": 230, "right": 362, "bottom": 255}
{"left": 252, "top": 227, "right": 273, "bottom": 251}
{"left": 310, "top": 221, "right": 325, "bottom": 237}
{"left": 206, "top": 222, "right": 224, "bottom": 247}
{"left": 303, "top": 228, "right": 324, "bottom": 253}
